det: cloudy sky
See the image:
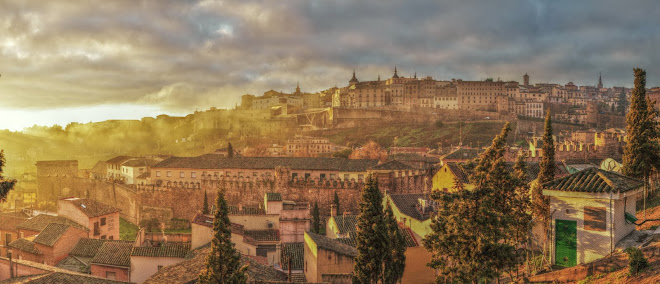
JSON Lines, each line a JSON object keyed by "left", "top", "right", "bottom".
{"left": 1, "top": 0, "right": 659, "bottom": 131}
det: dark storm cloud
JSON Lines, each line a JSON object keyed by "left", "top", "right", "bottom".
{"left": 0, "top": 0, "right": 658, "bottom": 112}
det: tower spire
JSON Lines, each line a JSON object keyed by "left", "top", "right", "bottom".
{"left": 598, "top": 72, "right": 603, "bottom": 89}
{"left": 393, "top": 66, "right": 399, "bottom": 78}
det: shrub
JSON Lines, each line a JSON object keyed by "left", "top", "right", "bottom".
{"left": 625, "top": 247, "right": 648, "bottom": 275}
{"left": 435, "top": 120, "right": 444, "bottom": 128}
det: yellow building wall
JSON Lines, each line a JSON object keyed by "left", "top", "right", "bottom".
{"left": 383, "top": 195, "right": 433, "bottom": 238}
{"left": 431, "top": 164, "right": 474, "bottom": 192}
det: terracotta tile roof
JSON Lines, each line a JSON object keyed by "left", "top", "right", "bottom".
{"left": 91, "top": 161, "right": 107, "bottom": 175}
{"left": 445, "top": 161, "right": 569, "bottom": 184}
{"left": 336, "top": 237, "right": 356, "bottom": 247}
{"left": 142, "top": 244, "right": 287, "bottom": 284}
{"left": 243, "top": 229, "right": 280, "bottom": 242}
{"left": 137, "top": 171, "right": 151, "bottom": 179}
{"left": 369, "top": 160, "right": 415, "bottom": 171}
{"left": 33, "top": 223, "right": 70, "bottom": 246}
{"left": 305, "top": 231, "right": 357, "bottom": 257}
{"left": 281, "top": 242, "right": 304, "bottom": 270}
{"left": 400, "top": 227, "right": 419, "bottom": 247}
{"left": 266, "top": 192, "right": 282, "bottom": 201}
{"left": 152, "top": 156, "right": 378, "bottom": 172}
{"left": 331, "top": 215, "right": 358, "bottom": 235}
{"left": 388, "top": 194, "right": 433, "bottom": 221}
{"left": 18, "top": 214, "right": 88, "bottom": 232}
{"left": 70, "top": 238, "right": 132, "bottom": 258}
{"left": 1, "top": 272, "right": 130, "bottom": 284}
{"left": 90, "top": 242, "right": 133, "bottom": 268}
{"left": 191, "top": 213, "right": 245, "bottom": 234}
{"left": 56, "top": 255, "right": 91, "bottom": 274}
{"left": 61, "top": 198, "right": 121, "bottom": 218}
{"left": 0, "top": 215, "right": 27, "bottom": 231}
{"left": 228, "top": 206, "right": 266, "bottom": 215}
{"left": 544, "top": 168, "right": 643, "bottom": 193}
{"left": 8, "top": 238, "right": 42, "bottom": 255}
{"left": 131, "top": 243, "right": 191, "bottom": 258}
{"left": 105, "top": 155, "right": 131, "bottom": 165}
{"left": 121, "top": 158, "right": 159, "bottom": 168}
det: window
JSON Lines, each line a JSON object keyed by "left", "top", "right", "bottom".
{"left": 106, "top": 271, "right": 116, "bottom": 280}
{"left": 101, "top": 217, "right": 107, "bottom": 226}
{"left": 158, "top": 265, "right": 163, "bottom": 271}
{"left": 156, "top": 171, "right": 161, "bottom": 177}
{"left": 5, "top": 233, "right": 11, "bottom": 246}
{"left": 101, "top": 235, "right": 106, "bottom": 240}
{"left": 584, "top": 206, "right": 607, "bottom": 231}
{"left": 180, "top": 171, "right": 185, "bottom": 178}
{"left": 344, "top": 174, "right": 349, "bottom": 180}
{"left": 19, "top": 232, "right": 24, "bottom": 238}
{"left": 226, "top": 171, "right": 230, "bottom": 177}
{"left": 109, "top": 236, "right": 114, "bottom": 240}
{"left": 292, "top": 173, "right": 298, "bottom": 179}
{"left": 167, "top": 171, "right": 171, "bottom": 177}
{"left": 191, "top": 172, "right": 197, "bottom": 178}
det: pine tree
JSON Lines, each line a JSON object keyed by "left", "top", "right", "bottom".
{"left": 333, "top": 191, "right": 340, "bottom": 215}
{"left": 382, "top": 202, "right": 406, "bottom": 284}
{"left": 424, "top": 124, "right": 516, "bottom": 283}
{"left": 312, "top": 201, "right": 320, "bottom": 234}
{"left": 198, "top": 190, "right": 248, "bottom": 284}
{"left": 0, "top": 150, "right": 17, "bottom": 202}
{"left": 623, "top": 68, "right": 660, "bottom": 180}
{"left": 353, "top": 175, "right": 387, "bottom": 284}
{"left": 227, "top": 143, "right": 234, "bottom": 158}
{"left": 202, "top": 190, "right": 209, "bottom": 215}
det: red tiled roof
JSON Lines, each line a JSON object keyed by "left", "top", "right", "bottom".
{"left": 61, "top": 198, "right": 121, "bottom": 218}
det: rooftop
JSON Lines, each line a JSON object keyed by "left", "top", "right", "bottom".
{"left": 90, "top": 241, "right": 133, "bottom": 268}
{"left": 331, "top": 215, "right": 358, "bottom": 235}
{"left": 441, "top": 148, "right": 484, "bottom": 161}
{"left": 18, "top": 214, "right": 88, "bottom": 232}
{"left": 0, "top": 215, "right": 27, "bottom": 231}
{"left": 266, "top": 192, "right": 282, "bottom": 201}
{"left": 33, "top": 223, "right": 70, "bottom": 247}
{"left": 8, "top": 238, "right": 42, "bottom": 255}
{"left": 122, "top": 158, "right": 159, "bottom": 168}
{"left": 305, "top": 231, "right": 357, "bottom": 257}
{"left": 1, "top": 272, "right": 131, "bottom": 284}
{"left": 60, "top": 198, "right": 121, "bottom": 218}
{"left": 243, "top": 229, "right": 280, "bottom": 242}
{"left": 388, "top": 194, "right": 434, "bottom": 222}
{"left": 369, "top": 160, "right": 415, "bottom": 171}
{"left": 444, "top": 161, "right": 569, "bottom": 185}
{"left": 152, "top": 156, "right": 378, "bottom": 172}
{"left": 142, "top": 244, "right": 287, "bottom": 283}
{"left": 544, "top": 168, "right": 643, "bottom": 193}
{"left": 70, "top": 238, "right": 132, "bottom": 258}
{"left": 131, "top": 243, "right": 191, "bottom": 258}
{"left": 281, "top": 242, "right": 304, "bottom": 270}
{"left": 105, "top": 155, "right": 132, "bottom": 165}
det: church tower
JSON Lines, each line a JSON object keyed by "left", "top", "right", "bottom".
{"left": 597, "top": 72, "right": 603, "bottom": 89}
{"left": 392, "top": 66, "right": 399, "bottom": 79}
{"left": 349, "top": 69, "right": 359, "bottom": 86}
{"left": 523, "top": 73, "right": 529, "bottom": 86}
{"left": 294, "top": 81, "right": 301, "bottom": 95}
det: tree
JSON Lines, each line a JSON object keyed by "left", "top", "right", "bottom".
{"left": 331, "top": 148, "right": 353, "bottom": 159}
{"left": 202, "top": 190, "right": 210, "bottom": 215}
{"left": 623, "top": 68, "right": 660, "bottom": 180}
{"left": 533, "top": 110, "right": 555, "bottom": 262}
{"left": 333, "top": 191, "right": 341, "bottom": 216}
{"left": 349, "top": 141, "right": 388, "bottom": 162}
{"left": 198, "top": 190, "right": 248, "bottom": 283}
{"left": 227, "top": 142, "right": 234, "bottom": 158}
{"left": 424, "top": 123, "right": 517, "bottom": 283}
{"left": 312, "top": 201, "right": 320, "bottom": 234}
{"left": 382, "top": 202, "right": 406, "bottom": 284}
{"left": 509, "top": 151, "right": 533, "bottom": 280}
{"left": 617, "top": 90, "right": 629, "bottom": 115}
{"left": 0, "top": 150, "right": 17, "bottom": 202}
{"left": 353, "top": 175, "right": 387, "bottom": 284}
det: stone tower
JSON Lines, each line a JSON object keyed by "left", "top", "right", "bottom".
{"left": 597, "top": 72, "right": 603, "bottom": 89}
{"left": 523, "top": 73, "right": 529, "bottom": 86}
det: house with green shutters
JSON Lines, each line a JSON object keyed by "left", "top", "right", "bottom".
{"left": 543, "top": 168, "right": 643, "bottom": 267}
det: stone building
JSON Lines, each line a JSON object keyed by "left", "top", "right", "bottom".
{"left": 286, "top": 135, "right": 337, "bottom": 156}
{"left": 455, "top": 79, "right": 505, "bottom": 111}
{"left": 8, "top": 223, "right": 88, "bottom": 266}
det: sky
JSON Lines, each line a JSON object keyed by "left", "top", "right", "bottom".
{"left": 0, "top": 0, "right": 659, "bottom": 131}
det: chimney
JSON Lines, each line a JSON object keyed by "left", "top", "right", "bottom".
{"left": 330, "top": 204, "right": 337, "bottom": 217}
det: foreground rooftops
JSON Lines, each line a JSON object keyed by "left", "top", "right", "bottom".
{"left": 305, "top": 231, "right": 357, "bottom": 257}
{"left": 18, "top": 214, "right": 88, "bottom": 232}
{"left": 152, "top": 155, "right": 378, "bottom": 172}
{"left": 544, "top": 168, "right": 643, "bottom": 194}
{"left": 60, "top": 198, "right": 121, "bottom": 218}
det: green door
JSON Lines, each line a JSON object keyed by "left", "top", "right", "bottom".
{"left": 555, "top": 219, "right": 577, "bottom": 267}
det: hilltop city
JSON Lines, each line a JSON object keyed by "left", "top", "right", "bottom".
{"left": 1, "top": 67, "right": 660, "bottom": 284}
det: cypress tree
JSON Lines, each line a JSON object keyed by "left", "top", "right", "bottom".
{"left": 227, "top": 142, "right": 234, "bottom": 158}
{"left": 353, "top": 175, "right": 387, "bottom": 284}
{"left": 383, "top": 202, "right": 406, "bottom": 284}
{"left": 312, "top": 201, "right": 320, "bottom": 234}
{"left": 424, "top": 124, "right": 516, "bottom": 283}
{"left": 0, "top": 150, "right": 17, "bottom": 202}
{"left": 617, "top": 91, "right": 628, "bottom": 115}
{"left": 198, "top": 190, "right": 248, "bottom": 283}
{"left": 623, "top": 68, "right": 660, "bottom": 180}
{"left": 533, "top": 110, "right": 554, "bottom": 255}
{"left": 333, "top": 191, "right": 340, "bottom": 215}
{"left": 202, "top": 190, "right": 209, "bottom": 215}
